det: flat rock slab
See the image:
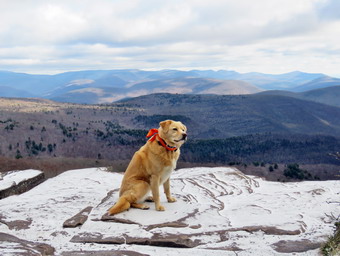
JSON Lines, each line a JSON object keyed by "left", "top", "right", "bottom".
{"left": 0, "top": 215, "right": 32, "bottom": 230}
{"left": 71, "top": 232, "right": 200, "bottom": 248}
{"left": 0, "top": 169, "right": 44, "bottom": 199}
{"left": 61, "top": 250, "right": 149, "bottom": 256}
{"left": 273, "top": 239, "right": 323, "bottom": 253}
{"left": 0, "top": 232, "right": 55, "bottom": 255}
{"left": 0, "top": 167, "right": 339, "bottom": 255}
{"left": 63, "top": 206, "right": 93, "bottom": 228}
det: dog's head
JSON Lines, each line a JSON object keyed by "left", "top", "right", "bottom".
{"left": 159, "top": 120, "right": 187, "bottom": 147}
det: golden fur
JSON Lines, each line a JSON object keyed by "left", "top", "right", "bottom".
{"left": 108, "top": 120, "right": 187, "bottom": 215}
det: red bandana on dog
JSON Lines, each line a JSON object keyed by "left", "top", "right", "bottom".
{"left": 146, "top": 129, "right": 178, "bottom": 151}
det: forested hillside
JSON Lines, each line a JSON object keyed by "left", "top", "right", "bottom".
{"left": 0, "top": 95, "right": 339, "bottom": 180}
{"left": 120, "top": 93, "right": 340, "bottom": 138}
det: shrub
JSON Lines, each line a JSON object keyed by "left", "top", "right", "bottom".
{"left": 15, "top": 150, "right": 22, "bottom": 159}
{"left": 321, "top": 222, "right": 340, "bottom": 256}
{"left": 283, "top": 163, "right": 313, "bottom": 180}
{"left": 253, "top": 161, "right": 260, "bottom": 167}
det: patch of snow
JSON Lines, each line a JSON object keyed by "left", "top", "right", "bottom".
{"left": 67, "top": 79, "right": 94, "bottom": 87}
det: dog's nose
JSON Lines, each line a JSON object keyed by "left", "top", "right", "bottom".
{"left": 182, "top": 133, "right": 187, "bottom": 140}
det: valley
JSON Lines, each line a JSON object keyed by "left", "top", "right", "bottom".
{"left": 0, "top": 94, "right": 339, "bottom": 181}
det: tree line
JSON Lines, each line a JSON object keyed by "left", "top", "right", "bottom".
{"left": 180, "top": 133, "right": 340, "bottom": 165}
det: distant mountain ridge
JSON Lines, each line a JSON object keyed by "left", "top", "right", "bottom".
{"left": 291, "top": 76, "right": 340, "bottom": 92}
{"left": 258, "top": 85, "right": 340, "bottom": 108}
{"left": 0, "top": 69, "right": 339, "bottom": 103}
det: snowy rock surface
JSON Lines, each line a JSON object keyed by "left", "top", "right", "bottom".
{"left": 0, "top": 169, "right": 44, "bottom": 199}
{"left": 0, "top": 169, "right": 43, "bottom": 191}
{"left": 0, "top": 167, "right": 339, "bottom": 255}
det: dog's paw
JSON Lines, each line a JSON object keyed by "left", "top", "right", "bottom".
{"left": 167, "top": 196, "right": 177, "bottom": 203}
{"left": 145, "top": 196, "right": 154, "bottom": 202}
{"left": 131, "top": 203, "right": 150, "bottom": 210}
{"left": 156, "top": 205, "right": 165, "bottom": 211}
{"left": 141, "top": 205, "right": 150, "bottom": 210}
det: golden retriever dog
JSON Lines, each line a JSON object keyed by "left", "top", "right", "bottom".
{"left": 108, "top": 120, "right": 187, "bottom": 215}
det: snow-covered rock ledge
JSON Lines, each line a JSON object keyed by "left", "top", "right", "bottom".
{"left": 0, "top": 169, "right": 44, "bottom": 200}
{"left": 0, "top": 167, "right": 339, "bottom": 255}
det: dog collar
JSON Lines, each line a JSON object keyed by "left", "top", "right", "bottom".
{"left": 146, "top": 128, "right": 178, "bottom": 152}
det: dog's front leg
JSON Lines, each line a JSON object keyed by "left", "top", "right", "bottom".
{"left": 164, "top": 178, "right": 176, "bottom": 203}
{"left": 150, "top": 175, "right": 165, "bottom": 211}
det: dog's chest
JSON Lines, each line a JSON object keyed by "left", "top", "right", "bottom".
{"left": 160, "top": 160, "right": 176, "bottom": 185}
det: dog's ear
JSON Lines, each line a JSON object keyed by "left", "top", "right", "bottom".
{"left": 159, "top": 120, "right": 172, "bottom": 133}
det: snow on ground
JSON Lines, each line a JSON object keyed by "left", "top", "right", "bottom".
{"left": 0, "top": 167, "right": 339, "bottom": 255}
{"left": 0, "top": 169, "right": 42, "bottom": 191}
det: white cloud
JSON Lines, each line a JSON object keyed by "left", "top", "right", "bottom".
{"left": 0, "top": 0, "right": 340, "bottom": 76}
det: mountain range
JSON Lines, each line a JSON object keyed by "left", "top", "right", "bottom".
{"left": 258, "top": 85, "right": 340, "bottom": 108}
{"left": 1, "top": 69, "right": 340, "bottom": 104}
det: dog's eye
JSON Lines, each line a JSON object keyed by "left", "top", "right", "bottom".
{"left": 173, "top": 128, "right": 178, "bottom": 131}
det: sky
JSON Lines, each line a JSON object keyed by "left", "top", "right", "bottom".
{"left": 1, "top": 0, "right": 340, "bottom": 76}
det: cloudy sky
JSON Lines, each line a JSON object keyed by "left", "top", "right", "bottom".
{"left": 1, "top": 0, "right": 340, "bottom": 76}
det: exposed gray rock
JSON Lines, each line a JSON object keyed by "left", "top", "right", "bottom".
{"left": 71, "top": 232, "right": 201, "bottom": 248}
{"left": 63, "top": 206, "right": 93, "bottom": 228}
{"left": 272, "top": 239, "right": 322, "bottom": 253}
{"left": 0, "top": 232, "right": 55, "bottom": 255}
{"left": 228, "top": 225, "right": 302, "bottom": 236}
{"left": 101, "top": 213, "right": 140, "bottom": 225}
{"left": 145, "top": 221, "right": 189, "bottom": 231}
{"left": 0, "top": 171, "right": 45, "bottom": 200}
{"left": 61, "top": 250, "right": 149, "bottom": 256}
{"left": 0, "top": 214, "right": 32, "bottom": 230}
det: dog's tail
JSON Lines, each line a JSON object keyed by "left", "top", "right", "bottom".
{"left": 108, "top": 194, "right": 134, "bottom": 215}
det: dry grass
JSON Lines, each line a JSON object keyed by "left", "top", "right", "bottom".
{"left": 0, "top": 98, "right": 67, "bottom": 113}
{"left": 0, "top": 97, "right": 139, "bottom": 113}
{"left": 321, "top": 222, "right": 340, "bottom": 256}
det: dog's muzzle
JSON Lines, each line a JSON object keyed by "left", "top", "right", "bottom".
{"left": 175, "top": 133, "right": 187, "bottom": 142}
